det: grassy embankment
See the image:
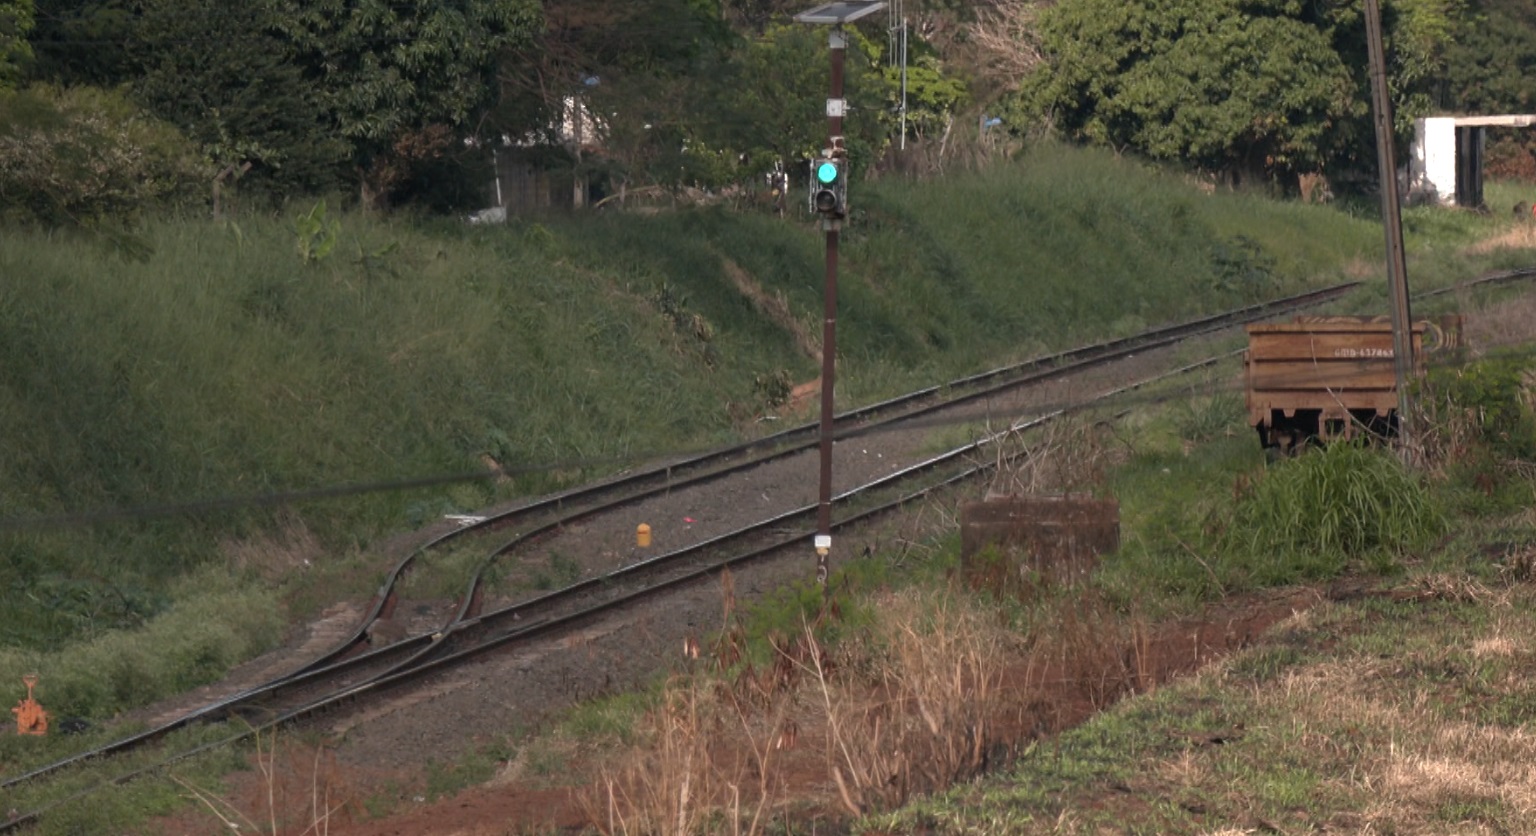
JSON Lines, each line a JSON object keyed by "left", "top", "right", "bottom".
{"left": 855, "top": 332, "right": 1536, "bottom": 833}
{"left": 2, "top": 144, "right": 1534, "bottom": 830}
{"left": 514, "top": 287, "right": 1536, "bottom": 836}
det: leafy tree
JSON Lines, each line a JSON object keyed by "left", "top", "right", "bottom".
{"left": 1016, "top": 0, "right": 1363, "bottom": 184}
{"left": 279, "top": 0, "right": 542, "bottom": 207}
{"left": 488, "top": 0, "right": 736, "bottom": 196}
{"left": 24, "top": 0, "right": 136, "bottom": 87}
{"left": 1012, "top": 0, "right": 1482, "bottom": 186}
{"left": 1388, "top": 0, "right": 1469, "bottom": 125}
{"left": 492, "top": 1, "right": 889, "bottom": 195}
{"left": 719, "top": 0, "right": 801, "bottom": 33}
{"left": 25, "top": 0, "right": 533, "bottom": 207}
{"left": 1441, "top": 0, "right": 1536, "bottom": 113}
{"left": 1440, "top": 0, "right": 1536, "bottom": 180}
{"left": 0, "top": 0, "right": 33, "bottom": 87}
{"left": 884, "top": 47, "right": 968, "bottom": 146}
{"left": 701, "top": 24, "right": 893, "bottom": 181}
{"left": 0, "top": 84, "right": 208, "bottom": 225}
{"left": 130, "top": 0, "right": 347, "bottom": 197}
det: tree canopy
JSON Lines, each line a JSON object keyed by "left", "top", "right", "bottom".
{"left": 8, "top": 0, "right": 1536, "bottom": 216}
{"left": 25, "top": 0, "right": 541, "bottom": 207}
{"left": 1441, "top": 0, "right": 1536, "bottom": 114}
{"left": 0, "top": 0, "right": 32, "bottom": 87}
{"left": 1011, "top": 0, "right": 1489, "bottom": 185}
{"left": 1015, "top": 0, "right": 1368, "bottom": 183}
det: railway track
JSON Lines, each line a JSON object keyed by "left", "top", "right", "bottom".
{"left": 4, "top": 270, "right": 1530, "bottom": 830}
{"left": 1, "top": 350, "right": 1224, "bottom": 833}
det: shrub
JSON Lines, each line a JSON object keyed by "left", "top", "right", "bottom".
{"left": 0, "top": 0, "right": 33, "bottom": 89}
{"left": 0, "top": 568, "right": 282, "bottom": 719}
{"left": 0, "top": 84, "right": 209, "bottom": 226}
{"left": 1425, "top": 352, "right": 1536, "bottom": 461}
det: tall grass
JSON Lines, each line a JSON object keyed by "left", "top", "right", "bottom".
{"left": 1103, "top": 407, "right": 1447, "bottom": 602}
{"left": 584, "top": 587, "right": 1022, "bottom": 833}
{"left": 0, "top": 566, "right": 282, "bottom": 727}
{"left": 1228, "top": 442, "right": 1446, "bottom": 581}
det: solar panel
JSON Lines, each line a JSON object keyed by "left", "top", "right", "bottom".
{"left": 793, "top": 2, "right": 888, "bottom": 25}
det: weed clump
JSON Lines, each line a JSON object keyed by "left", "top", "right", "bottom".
{"left": 1426, "top": 351, "right": 1536, "bottom": 461}
{"left": 1421, "top": 352, "right": 1536, "bottom": 516}
{"left": 1227, "top": 442, "right": 1445, "bottom": 582}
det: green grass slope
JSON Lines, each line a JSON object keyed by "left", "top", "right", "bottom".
{"left": 0, "top": 145, "right": 1527, "bottom": 716}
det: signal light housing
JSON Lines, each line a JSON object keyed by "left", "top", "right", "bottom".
{"left": 810, "top": 156, "right": 846, "bottom": 218}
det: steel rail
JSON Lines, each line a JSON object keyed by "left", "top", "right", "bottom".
{"left": 6, "top": 265, "right": 1529, "bottom": 823}
{"left": 304, "top": 280, "right": 1365, "bottom": 674}
{"left": 0, "top": 280, "right": 1376, "bottom": 802}
{"left": 439, "top": 284, "right": 1361, "bottom": 617}
{"left": 12, "top": 267, "right": 1531, "bottom": 819}
{"left": 1418, "top": 266, "right": 1536, "bottom": 299}
{"left": 0, "top": 344, "right": 1232, "bottom": 835}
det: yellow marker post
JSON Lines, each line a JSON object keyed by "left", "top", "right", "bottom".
{"left": 636, "top": 523, "right": 652, "bottom": 548}
{"left": 13, "top": 674, "right": 48, "bottom": 736}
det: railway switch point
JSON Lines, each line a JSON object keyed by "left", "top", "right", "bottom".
{"left": 12, "top": 674, "right": 48, "bottom": 736}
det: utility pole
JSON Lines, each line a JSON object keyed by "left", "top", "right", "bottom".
{"left": 796, "top": 2, "right": 886, "bottom": 587}
{"left": 1363, "top": 0, "right": 1416, "bottom": 450}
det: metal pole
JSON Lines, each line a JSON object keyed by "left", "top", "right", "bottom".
{"left": 815, "top": 29, "right": 847, "bottom": 587}
{"left": 1363, "top": 0, "right": 1416, "bottom": 450}
{"left": 899, "top": 19, "right": 908, "bottom": 151}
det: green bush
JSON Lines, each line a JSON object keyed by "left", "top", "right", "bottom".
{"left": 1227, "top": 442, "right": 1445, "bottom": 582}
{"left": 0, "top": 84, "right": 209, "bottom": 225}
{"left": 1426, "top": 352, "right": 1536, "bottom": 461}
{"left": 0, "top": 568, "right": 282, "bottom": 719}
{"left": 0, "top": 0, "right": 33, "bottom": 89}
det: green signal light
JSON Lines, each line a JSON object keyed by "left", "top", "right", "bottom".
{"left": 815, "top": 161, "right": 840, "bottom": 184}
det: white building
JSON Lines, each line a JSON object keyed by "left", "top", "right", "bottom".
{"left": 1410, "top": 114, "right": 1536, "bottom": 207}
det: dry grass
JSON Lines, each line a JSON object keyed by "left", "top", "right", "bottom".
{"left": 1342, "top": 256, "right": 1380, "bottom": 280}
{"left": 1267, "top": 652, "right": 1536, "bottom": 829}
{"left": 814, "top": 590, "right": 1018, "bottom": 816}
{"left": 221, "top": 514, "right": 324, "bottom": 581}
{"left": 719, "top": 257, "right": 821, "bottom": 363}
{"left": 173, "top": 728, "right": 352, "bottom": 836}
{"left": 581, "top": 586, "right": 1030, "bottom": 831}
{"left": 586, "top": 677, "right": 788, "bottom": 836}
{"left": 987, "top": 418, "right": 1114, "bottom": 498}
{"left": 1460, "top": 222, "right": 1536, "bottom": 256}
{"left": 1160, "top": 594, "right": 1536, "bottom": 833}
{"left": 579, "top": 573, "right": 1173, "bottom": 834}
{"left": 1461, "top": 292, "right": 1536, "bottom": 356}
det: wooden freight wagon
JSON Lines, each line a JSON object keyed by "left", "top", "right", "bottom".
{"left": 1245, "top": 320, "right": 1425, "bottom": 452}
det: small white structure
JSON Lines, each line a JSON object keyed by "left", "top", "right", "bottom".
{"left": 1410, "top": 114, "right": 1536, "bottom": 207}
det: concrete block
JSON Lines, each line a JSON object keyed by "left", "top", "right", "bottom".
{"left": 960, "top": 494, "right": 1120, "bottom": 592}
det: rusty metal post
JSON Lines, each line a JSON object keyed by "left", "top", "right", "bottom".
{"left": 1363, "top": 0, "right": 1416, "bottom": 451}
